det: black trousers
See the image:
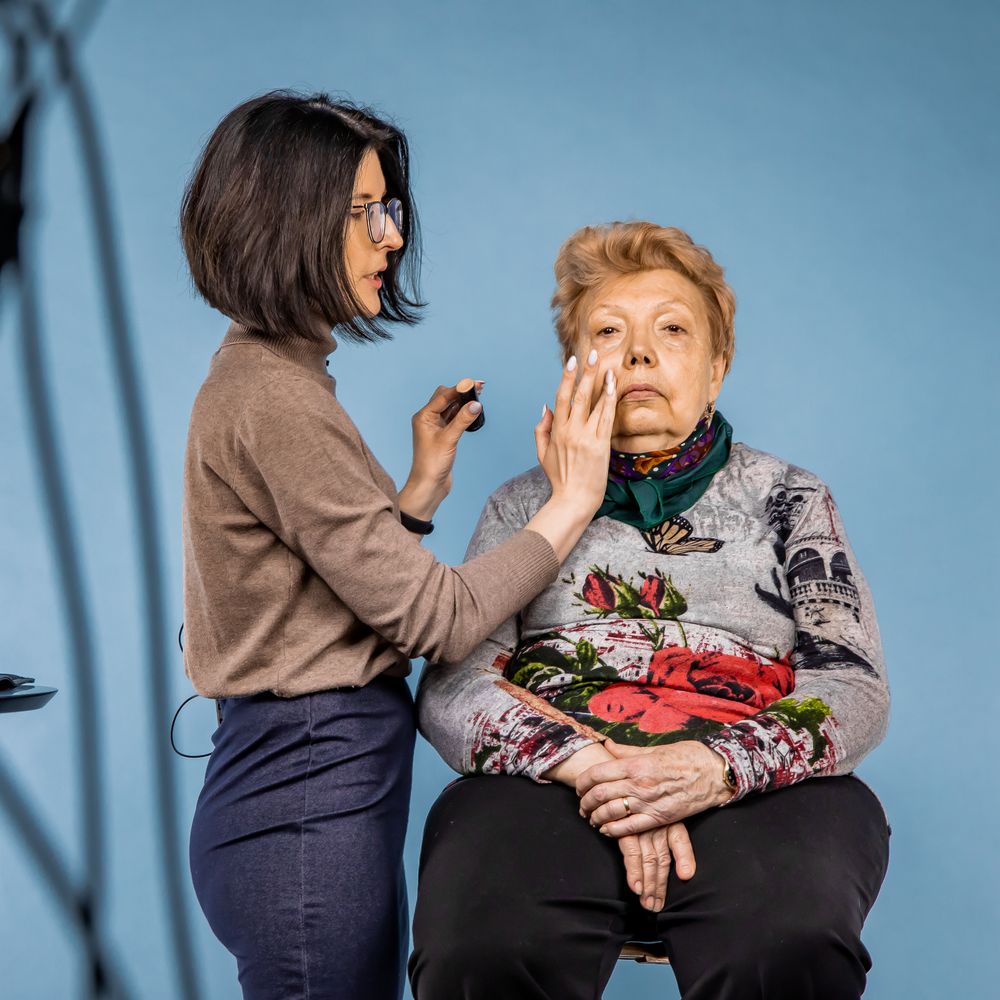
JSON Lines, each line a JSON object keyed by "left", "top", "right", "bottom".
{"left": 409, "top": 774, "right": 889, "bottom": 1000}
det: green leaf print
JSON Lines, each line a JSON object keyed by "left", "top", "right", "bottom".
{"left": 507, "top": 645, "right": 576, "bottom": 688}
{"left": 575, "top": 639, "right": 599, "bottom": 672}
{"left": 472, "top": 741, "right": 501, "bottom": 772}
{"left": 764, "top": 696, "right": 833, "bottom": 765}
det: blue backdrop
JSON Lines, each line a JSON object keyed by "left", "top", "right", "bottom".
{"left": 2, "top": 1, "right": 997, "bottom": 997}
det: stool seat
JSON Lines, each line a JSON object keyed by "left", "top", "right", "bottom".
{"left": 619, "top": 940, "right": 670, "bottom": 964}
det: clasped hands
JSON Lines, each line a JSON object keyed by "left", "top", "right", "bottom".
{"left": 551, "top": 739, "right": 732, "bottom": 913}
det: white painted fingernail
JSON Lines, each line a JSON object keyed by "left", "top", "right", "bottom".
{"left": 567, "top": 356, "right": 578, "bottom": 372}
{"left": 606, "top": 372, "right": 616, "bottom": 395}
{"left": 541, "top": 403, "right": 547, "bottom": 418}
{"left": 587, "top": 349, "right": 598, "bottom": 365}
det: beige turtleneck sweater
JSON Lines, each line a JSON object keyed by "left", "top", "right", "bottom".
{"left": 182, "top": 324, "right": 560, "bottom": 698}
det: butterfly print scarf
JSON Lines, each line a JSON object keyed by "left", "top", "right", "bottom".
{"left": 595, "top": 410, "right": 734, "bottom": 530}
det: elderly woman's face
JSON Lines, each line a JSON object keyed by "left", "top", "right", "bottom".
{"left": 577, "top": 269, "right": 726, "bottom": 452}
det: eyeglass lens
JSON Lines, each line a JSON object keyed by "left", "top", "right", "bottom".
{"left": 366, "top": 199, "right": 404, "bottom": 243}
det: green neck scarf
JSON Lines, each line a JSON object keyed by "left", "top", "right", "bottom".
{"left": 596, "top": 411, "right": 733, "bottom": 530}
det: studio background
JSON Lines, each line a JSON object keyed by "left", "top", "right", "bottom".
{"left": 2, "top": 1, "right": 997, "bottom": 998}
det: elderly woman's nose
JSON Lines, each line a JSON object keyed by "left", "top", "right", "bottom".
{"left": 620, "top": 329, "right": 656, "bottom": 368}
{"left": 626, "top": 348, "right": 655, "bottom": 367}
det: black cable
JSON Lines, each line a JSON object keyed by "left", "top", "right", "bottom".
{"left": 171, "top": 624, "right": 212, "bottom": 758}
{"left": 169, "top": 695, "right": 213, "bottom": 760}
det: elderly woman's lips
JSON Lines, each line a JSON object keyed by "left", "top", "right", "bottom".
{"left": 621, "top": 387, "right": 660, "bottom": 400}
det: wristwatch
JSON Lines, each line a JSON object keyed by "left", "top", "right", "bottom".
{"left": 720, "top": 756, "right": 738, "bottom": 795}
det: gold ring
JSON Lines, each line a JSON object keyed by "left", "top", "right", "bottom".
{"left": 622, "top": 797, "right": 631, "bottom": 817}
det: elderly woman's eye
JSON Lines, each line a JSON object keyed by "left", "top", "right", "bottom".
{"left": 663, "top": 324, "right": 686, "bottom": 334}
{"left": 597, "top": 326, "right": 618, "bottom": 336}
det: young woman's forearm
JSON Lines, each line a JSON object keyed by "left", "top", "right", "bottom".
{"left": 525, "top": 498, "right": 598, "bottom": 563}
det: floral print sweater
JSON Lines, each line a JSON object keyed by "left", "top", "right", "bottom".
{"left": 416, "top": 443, "right": 889, "bottom": 800}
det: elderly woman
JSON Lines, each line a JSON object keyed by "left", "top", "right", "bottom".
{"left": 409, "top": 222, "right": 890, "bottom": 1000}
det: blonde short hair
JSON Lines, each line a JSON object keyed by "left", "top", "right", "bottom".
{"left": 551, "top": 222, "right": 736, "bottom": 374}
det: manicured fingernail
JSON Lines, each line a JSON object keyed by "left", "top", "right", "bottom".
{"left": 468, "top": 401, "right": 482, "bottom": 414}
{"left": 645, "top": 896, "right": 655, "bottom": 909}
{"left": 600, "top": 827, "right": 611, "bottom": 836}
{"left": 587, "top": 349, "right": 598, "bottom": 365}
{"left": 606, "top": 372, "right": 616, "bottom": 395}
{"left": 633, "top": 881, "right": 642, "bottom": 893}
{"left": 566, "top": 355, "right": 578, "bottom": 372}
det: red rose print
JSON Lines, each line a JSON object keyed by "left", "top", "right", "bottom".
{"left": 639, "top": 575, "right": 665, "bottom": 615}
{"left": 582, "top": 572, "right": 616, "bottom": 611}
{"left": 588, "top": 682, "right": 756, "bottom": 733}
{"left": 585, "top": 646, "right": 797, "bottom": 734}
{"left": 687, "top": 651, "right": 794, "bottom": 709}
{"left": 647, "top": 646, "right": 698, "bottom": 690}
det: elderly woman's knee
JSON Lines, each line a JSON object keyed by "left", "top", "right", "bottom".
{"left": 410, "top": 930, "right": 552, "bottom": 996}
{"left": 708, "top": 914, "right": 869, "bottom": 995}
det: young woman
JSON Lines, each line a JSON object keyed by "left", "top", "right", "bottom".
{"left": 180, "top": 91, "right": 617, "bottom": 1000}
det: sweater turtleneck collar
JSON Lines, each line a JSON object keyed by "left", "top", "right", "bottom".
{"left": 219, "top": 322, "right": 337, "bottom": 379}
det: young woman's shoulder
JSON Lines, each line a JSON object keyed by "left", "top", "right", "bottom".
{"left": 191, "top": 351, "right": 346, "bottom": 434}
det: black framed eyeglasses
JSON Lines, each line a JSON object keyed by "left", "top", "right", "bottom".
{"left": 352, "top": 198, "right": 404, "bottom": 244}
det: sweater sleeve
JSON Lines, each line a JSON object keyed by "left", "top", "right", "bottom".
{"left": 233, "top": 376, "right": 559, "bottom": 665}
{"left": 416, "top": 489, "right": 599, "bottom": 781}
{"left": 700, "top": 484, "right": 890, "bottom": 800}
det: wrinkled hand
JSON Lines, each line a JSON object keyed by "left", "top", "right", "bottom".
{"left": 399, "top": 379, "right": 485, "bottom": 519}
{"left": 576, "top": 740, "right": 731, "bottom": 836}
{"left": 619, "top": 822, "right": 696, "bottom": 912}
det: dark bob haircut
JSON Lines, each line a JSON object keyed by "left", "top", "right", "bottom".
{"left": 180, "top": 90, "right": 423, "bottom": 344}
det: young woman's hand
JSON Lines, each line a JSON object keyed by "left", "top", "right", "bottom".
{"left": 535, "top": 349, "right": 616, "bottom": 516}
{"left": 399, "top": 379, "right": 485, "bottom": 520}
{"left": 525, "top": 350, "right": 617, "bottom": 561}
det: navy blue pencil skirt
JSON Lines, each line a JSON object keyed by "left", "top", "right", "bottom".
{"left": 189, "top": 675, "right": 416, "bottom": 1000}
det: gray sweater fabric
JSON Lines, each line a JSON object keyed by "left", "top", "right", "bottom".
{"left": 416, "top": 443, "right": 889, "bottom": 800}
